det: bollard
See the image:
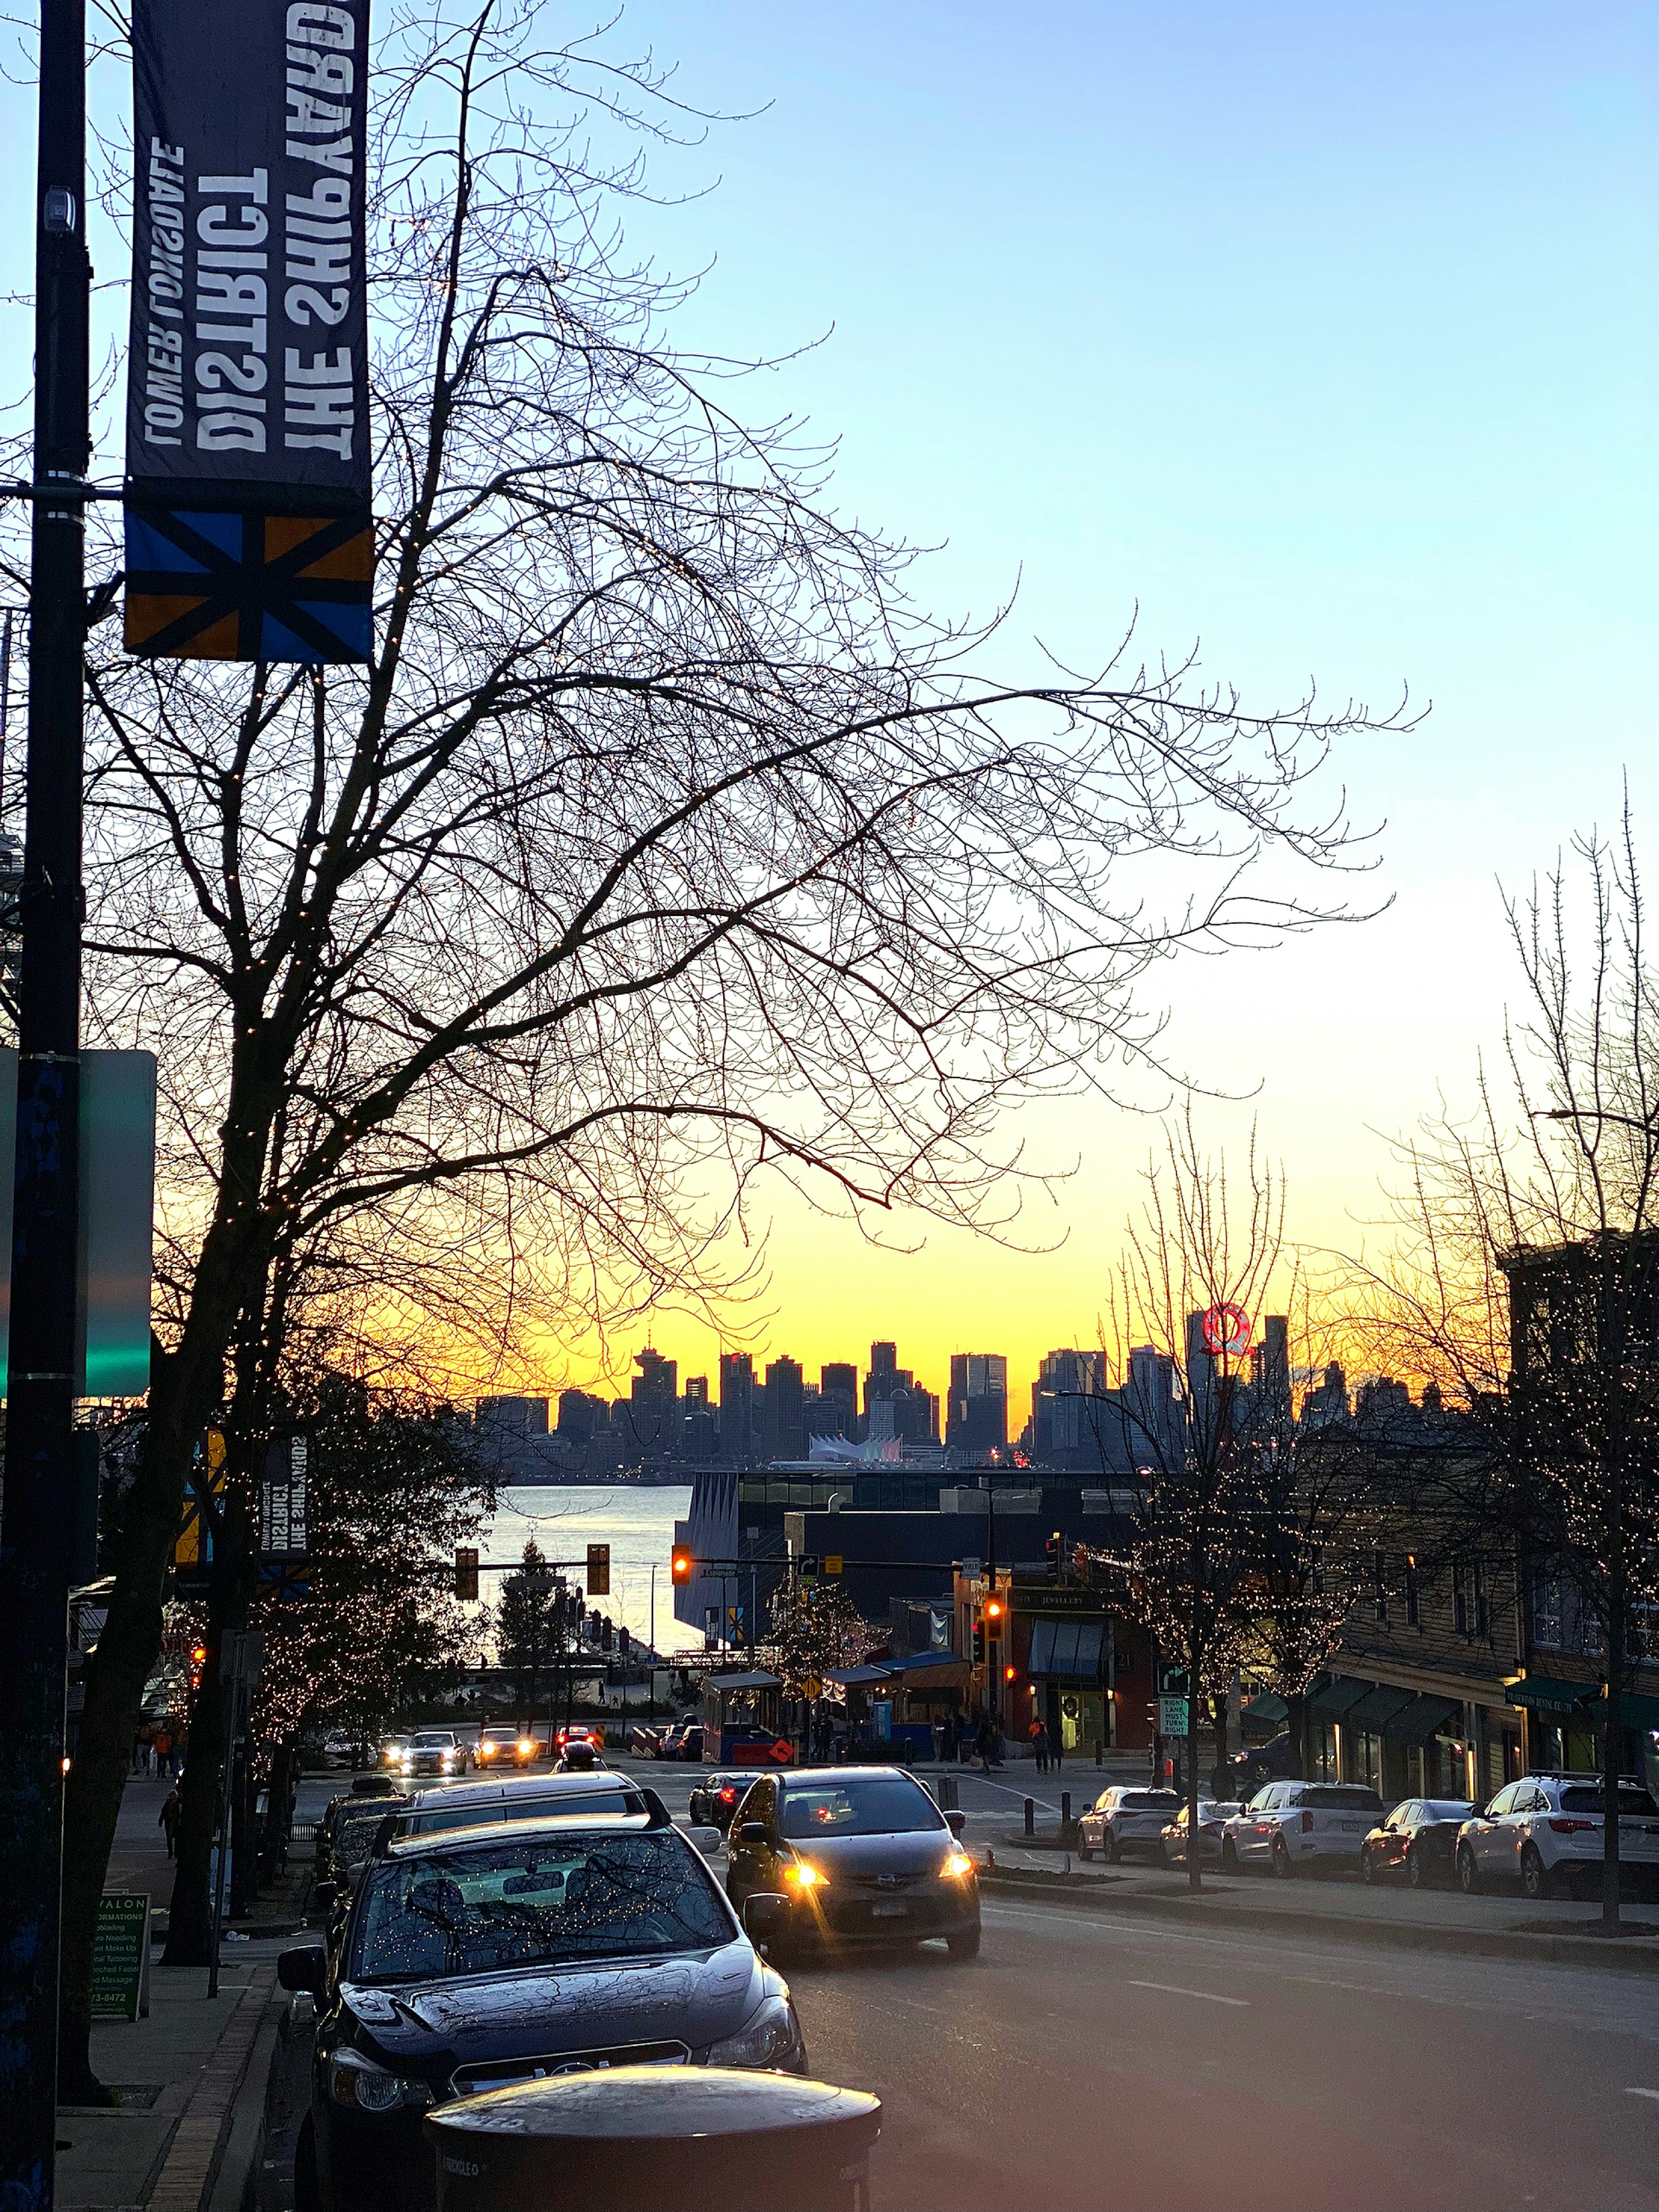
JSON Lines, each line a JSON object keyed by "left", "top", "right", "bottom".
{"left": 938, "top": 1774, "right": 958, "bottom": 1812}
{"left": 426, "top": 2066, "right": 882, "bottom": 2212}
{"left": 1061, "top": 1790, "right": 1072, "bottom": 1826}
{"left": 1024, "top": 1796, "right": 1035, "bottom": 1836}
{"left": 1095, "top": 1742, "right": 1103, "bottom": 1767}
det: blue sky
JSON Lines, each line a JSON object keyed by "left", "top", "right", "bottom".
{"left": 6, "top": 2, "right": 1653, "bottom": 1402}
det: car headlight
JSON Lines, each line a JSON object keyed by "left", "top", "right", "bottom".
{"left": 705, "top": 1996, "right": 801, "bottom": 2070}
{"left": 940, "top": 1851, "right": 975, "bottom": 1879}
{"left": 518, "top": 1739, "right": 535, "bottom": 1758}
{"left": 326, "top": 2049, "right": 434, "bottom": 2114}
{"left": 782, "top": 1862, "right": 825, "bottom": 1890}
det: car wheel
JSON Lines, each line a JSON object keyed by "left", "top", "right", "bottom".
{"left": 1361, "top": 1846, "right": 1377, "bottom": 1885}
{"left": 1520, "top": 1844, "right": 1552, "bottom": 1901}
{"left": 1221, "top": 1840, "right": 1239, "bottom": 1873}
{"left": 947, "top": 1925, "right": 982, "bottom": 1962}
{"left": 1107, "top": 1831, "right": 1122, "bottom": 1865}
{"left": 1457, "top": 1846, "right": 1480, "bottom": 1895}
{"left": 295, "top": 2116, "right": 322, "bottom": 2212}
{"left": 1271, "top": 1837, "right": 1294, "bottom": 1879}
{"left": 1078, "top": 1838, "right": 1094, "bottom": 1862}
{"left": 1407, "top": 1845, "right": 1427, "bottom": 1890}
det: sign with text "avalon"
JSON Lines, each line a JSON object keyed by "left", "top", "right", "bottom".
{"left": 124, "top": 0, "right": 372, "bottom": 661}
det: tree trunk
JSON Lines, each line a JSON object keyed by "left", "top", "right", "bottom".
{"left": 165, "top": 1632, "right": 230, "bottom": 1964}
{"left": 1286, "top": 1692, "right": 1308, "bottom": 1781}
{"left": 1604, "top": 1573, "right": 1626, "bottom": 1936}
{"left": 1186, "top": 1624, "right": 1202, "bottom": 1892}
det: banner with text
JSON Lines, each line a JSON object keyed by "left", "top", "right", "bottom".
{"left": 124, "top": 0, "right": 372, "bottom": 661}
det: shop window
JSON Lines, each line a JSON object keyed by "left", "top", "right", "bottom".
{"left": 1532, "top": 1574, "right": 1564, "bottom": 1649}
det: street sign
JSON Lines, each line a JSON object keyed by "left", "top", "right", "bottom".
{"left": 1157, "top": 1664, "right": 1190, "bottom": 1697}
{"left": 90, "top": 1892, "right": 150, "bottom": 2021}
{"left": 586, "top": 1543, "right": 611, "bottom": 1597}
{"left": 1201, "top": 1303, "right": 1251, "bottom": 1358}
{"left": 454, "top": 1547, "right": 479, "bottom": 1601}
{"left": 1158, "top": 1696, "right": 1191, "bottom": 1738}
{"left": 801, "top": 1676, "right": 822, "bottom": 1700}
{"left": 824, "top": 1554, "right": 843, "bottom": 1578}
{"left": 258, "top": 1434, "right": 308, "bottom": 1557}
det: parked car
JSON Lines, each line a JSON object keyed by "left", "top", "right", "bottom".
{"left": 724, "top": 1766, "right": 979, "bottom": 1961}
{"left": 1456, "top": 1773, "right": 1659, "bottom": 1899}
{"left": 396, "top": 1730, "right": 470, "bottom": 1781}
{"left": 282, "top": 1803, "right": 807, "bottom": 2210}
{"left": 660, "top": 1723, "right": 706, "bottom": 1761}
{"left": 1360, "top": 1799, "right": 1475, "bottom": 1888}
{"left": 689, "top": 1772, "right": 753, "bottom": 1831}
{"left": 315, "top": 1792, "right": 412, "bottom": 1888}
{"left": 1224, "top": 1735, "right": 1300, "bottom": 1791}
{"left": 322, "top": 1731, "right": 353, "bottom": 1768}
{"left": 1077, "top": 1787, "right": 1182, "bottom": 1864}
{"left": 1220, "top": 1781, "right": 1384, "bottom": 1875}
{"left": 388, "top": 1773, "right": 654, "bottom": 1842}
{"left": 555, "top": 1742, "right": 605, "bottom": 1773}
{"left": 1160, "top": 1800, "right": 1244, "bottom": 1867}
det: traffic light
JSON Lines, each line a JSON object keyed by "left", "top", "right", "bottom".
{"left": 1004, "top": 1663, "right": 1017, "bottom": 1683}
{"left": 972, "top": 1620, "right": 985, "bottom": 1665}
{"left": 455, "top": 1546, "right": 479, "bottom": 1601}
{"left": 587, "top": 1542, "right": 611, "bottom": 1598}
{"left": 671, "top": 1547, "right": 693, "bottom": 1585}
{"left": 1045, "top": 1532, "right": 1062, "bottom": 1583}
{"left": 985, "top": 1595, "right": 1004, "bottom": 1624}
{"left": 188, "top": 1641, "right": 207, "bottom": 1693}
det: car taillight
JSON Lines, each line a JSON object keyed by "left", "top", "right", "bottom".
{"left": 1548, "top": 1817, "right": 1597, "bottom": 1834}
{"left": 1301, "top": 1810, "right": 1315, "bottom": 1833}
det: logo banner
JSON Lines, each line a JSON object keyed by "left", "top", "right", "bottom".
{"left": 124, "top": 0, "right": 372, "bottom": 661}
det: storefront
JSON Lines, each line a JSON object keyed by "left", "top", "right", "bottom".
{"left": 1022, "top": 1611, "right": 1110, "bottom": 1759}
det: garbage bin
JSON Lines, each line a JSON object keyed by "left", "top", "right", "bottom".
{"left": 425, "top": 2065, "right": 882, "bottom": 2212}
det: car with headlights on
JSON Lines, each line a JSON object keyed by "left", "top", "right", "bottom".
{"left": 1159, "top": 1801, "right": 1243, "bottom": 1868}
{"left": 282, "top": 1805, "right": 806, "bottom": 2211}
{"left": 1077, "top": 1786, "right": 1182, "bottom": 1863}
{"left": 723, "top": 1766, "right": 979, "bottom": 1961}
{"left": 473, "top": 1725, "right": 534, "bottom": 1769}
{"left": 1360, "top": 1798, "right": 1474, "bottom": 1888}
{"left": 398, "top": 1730, "right": 470, "bottom": 1781}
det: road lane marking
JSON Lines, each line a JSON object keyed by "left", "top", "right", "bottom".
{"left": 1626, "top": 2088, "right": 1659, "bottom": 2102}
{"left": 1128, "top": 1979, "right": 1249, "bottom": 2006}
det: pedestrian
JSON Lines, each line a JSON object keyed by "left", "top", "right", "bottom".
{"left": 153, "top": 1726, "right": 171, "bottom": 1776}
{"left": 976, "top": 1715, "right": 996, "bottom": 1775}
{"left": 1027, "top": 1716, "right": 1043, "bottom": 1770}
{"left": 1052, "top": 1723, "right": 1064, "bottom": 1771}
{"left": 159, "top": 1784, "right": 181, "bottom": 1859}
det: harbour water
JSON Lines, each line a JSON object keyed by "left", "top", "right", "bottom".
{"left": 477, "top": 1483, "right": 699, "bottom": 1652}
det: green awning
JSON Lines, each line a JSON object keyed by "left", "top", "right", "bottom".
{"left": 1504, "top": 1675, "right": 1596, "bottom": 1716}
{"left": 1585, "top": 1690, "right": 1659, "bottom": 1733}
{"left": 1241, "top": 1693, "right": 1287, "bottom": 1726}
{"left": 1383, "top": 1695, "right": 1461, "bottom": 1745}
{"left": 1309, "top": 1675, "right": 1371, "bottom": 1719}
{"left": 1344, "top": 1684, "right": 1416, "bottom": 1735}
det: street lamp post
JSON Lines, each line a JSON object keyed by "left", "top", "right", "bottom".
{"left": 0, "top": 0, "right": 90, "bottom": 2180}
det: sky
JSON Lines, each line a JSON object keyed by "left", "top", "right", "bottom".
{"left": 563, "top": 0, "right": 1658, "bottom": 1419}
{"left": 7, "top": 2, "right": 1654, "bottom": 1422}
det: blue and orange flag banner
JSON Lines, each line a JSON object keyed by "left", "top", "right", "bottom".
{"left": 124, "top": 0, "right": 372, "bottom": 661}
{"left": 124, "top": 507, "right": 372, "bottom": 662}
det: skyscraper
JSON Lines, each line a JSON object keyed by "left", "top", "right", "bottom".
{"left": 764, "top": 1354, "right": 805, "bottom": 1462}
{"left": 817, "top": 1361, "right": 858, "bottom": 1442}
{"left": 719, "top": 1351, "right": 756, "bottom": 1466}
{"left": 947, "top": 1352, "right": 1008, "bottom": 1456}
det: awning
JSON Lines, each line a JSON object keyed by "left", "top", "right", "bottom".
{"left": 1309, "top": 1675, "right": 1371, "bottom": 1719}
{"left": 824, "top": 1665, "right": 892, "bottom": 1688}
{"left": 1585, "top": 1690, "right": 1659, "bottom": 1733}
{"left": 1344, "top": 1684, "right": 1417, "bottom": 1735}
{"left": 707, "top": 1670, "right": 782, "bottom": 1693}
{"left": 1504, "top": 1675, "right": 1596, "bottom": 1716}
{"left": 1382, "top": 1695, "right": 1461, "bottom": 1745}
{"left": 1026, "top": 1618, "right": 1106, "bottom": 1680}
{"left": 1241, "top": 1692, "right": 1288, "bottom": 1726}
{"left": 887, "top": 1653, "right": 971, "bottom": 1692}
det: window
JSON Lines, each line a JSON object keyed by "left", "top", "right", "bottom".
{"left": 1301, "top": 1786, "right": 1386, "bottom": 1812}
{"left": 1532, "top": 1572, "right": 1564, "bottom": 1649}
{"left": 1484, "top": 1785, "right": 1517, "bottom": 1818}
{"left": 1559, "top": 1785, "right": 1658, "bottom": 1817}
{"left": 1454, "top": 1561, "right": 1488, "bottom": 1639}
{"left": 777, "top": 1777, "right": 944, "bottom": 1838}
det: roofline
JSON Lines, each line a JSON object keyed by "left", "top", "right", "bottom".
{"left": 384, "top": 1812, "right": 658, "bottom": 1856}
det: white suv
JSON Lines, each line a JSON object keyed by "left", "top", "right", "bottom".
{"left": 1077, "top": 1787, "right": 1182, "bottom": 1863}
{"left": 1455, "top": 1773, "right": 1659, "bottom": 1900}
{"left": 1220, "top": 1781, "right": 1383, "bottom": 1875}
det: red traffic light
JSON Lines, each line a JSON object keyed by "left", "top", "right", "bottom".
{"left": 671, "top": 1549, "right": 693, "bottom": 1586}
{"left": 985, "top": 1596, "right": 1004, "bottom": 1621}
{"left": 191, "top": 1643, "right": 207, "bottom": 1667}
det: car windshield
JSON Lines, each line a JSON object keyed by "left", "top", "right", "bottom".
{"left": 353, "top": 1832, "right": 733, "bottom": 1981}
{"left": 412, "top": 1733, "right": 454, "bottom": 1748}
{"left": 1118, "top": 1792, "right": 1180, "bottom": 1811}
{"left": 1205, "top": 1802, "right": 1242, "bottom": 1819}
{"left": 1300, "top": 1787, "right": 1383, "bottom": 1811}
{"left": 778, "top": 1779, "right": 944, "bottom": 1838}
{"left": 407, "top": 1789, "right": 642, "bottom": 1835}
{"left": 334, "top": 1806, "right": 400, "bottom": 1867}
{"left": 1421, "top": 1801, "right": 1475, "bottom": 1821}
{"left": 1560, "top": 1786, "right": 1658, "bottom": 1815}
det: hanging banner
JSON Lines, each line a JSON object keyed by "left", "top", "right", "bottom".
{"left": 124, "top": 0, "right": 372, "bottom": 662}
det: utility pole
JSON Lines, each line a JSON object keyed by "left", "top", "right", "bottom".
{"left": 0, "top": 0, "right": 89, "bottom": 2180}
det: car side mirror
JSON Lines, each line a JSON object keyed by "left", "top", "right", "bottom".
{"left": 736, "top": 1821, "right": 769, "bottom": 1847}
{"left": 312, "top": 1880, "right": 339, "bottom": 1910}
{"left": 742, "top": 1893, "right": 789, "bottom": 1943}
{"left": 944, "top": 1809, "right": 966, "bottom": 1837}
{"left": 278, "top": 1944, "right": 326, "bottom": 1996}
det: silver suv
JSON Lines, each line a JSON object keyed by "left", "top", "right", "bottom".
{"left": 1220, "top": 1781, "right": 1383, "bottom": 1874}
{"left": 1456, "top": 1773, "right": 1659, "bottom": 1899}
{"left": 1077, "top": 1787, "right": 1182, "bottom": 1863}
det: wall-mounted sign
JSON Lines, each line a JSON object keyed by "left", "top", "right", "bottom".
{"left": 1200, "top": 1304, "right": 1252, "bottom": 1358}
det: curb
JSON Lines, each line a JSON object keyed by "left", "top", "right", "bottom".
{"left": 977, "top": 1868, "right": 1659, "bottom": 1975}
{"left": 148, "top": 1967, "right": 279, "bottom": 2212}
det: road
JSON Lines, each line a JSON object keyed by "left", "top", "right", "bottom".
{"left": 284, "top": 1755, "right": 1659, "bottom": 2210}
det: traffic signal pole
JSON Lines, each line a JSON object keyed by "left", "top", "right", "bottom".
{"left": 0, "top": 0, "right": 90, "bottom": 2182}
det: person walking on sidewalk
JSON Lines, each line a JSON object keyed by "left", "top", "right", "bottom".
{"left": 159, "top": 1784, "right": 182, "bottom": 1859}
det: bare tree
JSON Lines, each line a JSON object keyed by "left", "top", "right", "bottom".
{"left": 1353, "top": 805, "right": 1659, "bottom": 1931}
{"left": 40, "top": 4, "right": 1409, "bottom": 2088}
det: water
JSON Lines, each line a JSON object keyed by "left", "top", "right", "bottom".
{"left": 478, "top": 1484, "right": 698, "bottom": 1653}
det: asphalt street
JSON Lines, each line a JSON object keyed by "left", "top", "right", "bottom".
{"left": 289, "top": 1756, "right": 1659, "bottom": 2210}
